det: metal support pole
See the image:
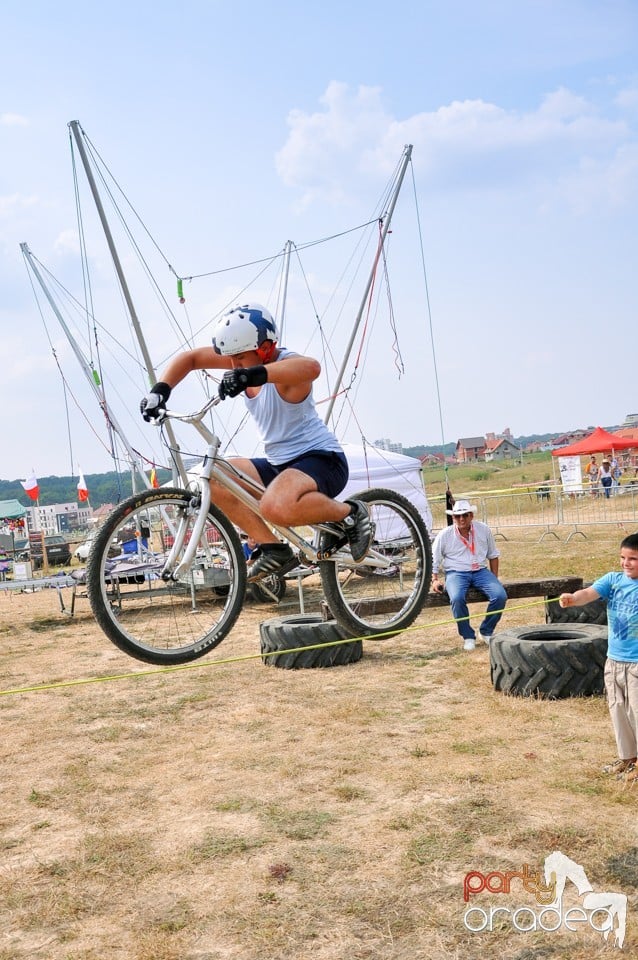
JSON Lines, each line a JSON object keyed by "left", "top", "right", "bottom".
{"left": 68, "top": 121, "right": 186, "bottom": 486}
{"left": 324, "top": 144, "right": 413, "bottom": 425}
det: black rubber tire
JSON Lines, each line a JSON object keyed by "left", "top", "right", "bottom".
{"left": 545, "top": 585, "right": 607, "bottom": 625}
{"left": 490, "top": 624, "right": 608, "bottom": 699}
{"left": 319, "top": 487, "right": 432, "bottom": 638}
{"left": 260, "top": 614, "right": 363, "bottom": 669}
{"left": 249, "top": 575, "right": 287, "bottom": 603}
{"left": 87, "top": 488, "right": 246, "bottom": 665}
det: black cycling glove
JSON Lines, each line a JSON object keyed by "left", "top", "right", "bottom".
{"left": 140, "top": 381, "right": 172, "bottom": 421}
{"left": 218, "top": 365, "right": 267, "bottom": 400}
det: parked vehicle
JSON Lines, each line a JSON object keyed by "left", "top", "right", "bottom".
{"left": 30, "top": 535, "right": 72, "bottom": 570}
{"left": 74, "top": 529, "right": 119, "bottom": 562}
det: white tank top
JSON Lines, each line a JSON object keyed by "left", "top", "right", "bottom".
{"left": 243, "top": 348, "right": 343, "bottom": 464}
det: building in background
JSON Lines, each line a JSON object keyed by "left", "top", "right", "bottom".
{"left": 484, "top": 437, "right": 521, "bottom": 462}
{"left": 455, "top": 437, "right": 486, "bottom": 462}
{"left": 26, "top": 502, "right": 92, "bottom": 536}
{"left": 374, "top": 438, "right": 404, "bottom": 454}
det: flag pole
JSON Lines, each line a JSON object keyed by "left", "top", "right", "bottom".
{"left": 36, "top": 497, "right": 50, "bottom": 577}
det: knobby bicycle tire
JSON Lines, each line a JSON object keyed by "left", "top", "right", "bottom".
{"left": 86, "top": 488, "right": 247, "bottom": 664}
{"left": 319, "top": 487, "right": 432, "bottom": 637}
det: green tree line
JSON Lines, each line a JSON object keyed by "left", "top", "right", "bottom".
{"left": 0, "top": 432, "right": 570, "bottom": 510}
{"left": 0, "top": 470, "right": 173, "bottom": 510}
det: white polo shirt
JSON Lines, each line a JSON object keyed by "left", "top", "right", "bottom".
{"left": 432, "top": 521, "right": 500, "bottom": 574}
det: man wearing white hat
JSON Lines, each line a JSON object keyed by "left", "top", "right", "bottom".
{"left": 431, "top": 499, "right": 507, "bottom": 651}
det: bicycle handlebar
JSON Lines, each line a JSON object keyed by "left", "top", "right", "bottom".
{"left": 151, "top": 394, "right": 222, "bottom": 426}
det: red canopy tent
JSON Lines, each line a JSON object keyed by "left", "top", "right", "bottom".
{"left": 551, "top": 426, "right": 636, "bottom": 457}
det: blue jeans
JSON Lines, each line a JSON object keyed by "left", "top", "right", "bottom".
{"left": 444, "top": 568, "right": 507, "bottom": 641}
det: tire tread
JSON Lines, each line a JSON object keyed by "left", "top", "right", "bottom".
{"left": 260, "top": 614, "right": 363, "bottom": 669}
{"left": 490, "top": 624, "right": 608, "bottom": 699}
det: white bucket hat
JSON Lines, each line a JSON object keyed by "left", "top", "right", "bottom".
{"left": 446, "top": 498, "right": 477, "bottom": 516}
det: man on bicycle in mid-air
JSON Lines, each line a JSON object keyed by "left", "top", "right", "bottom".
{"left": 140, "top": 303, "right": 372, "bottom": 582}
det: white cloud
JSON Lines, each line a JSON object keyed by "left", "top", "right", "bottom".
{"left": 555, "top": 142, "right": 638, "bottom": 212}
{"left": 54, "top": 229, "right": 80, "bottom": 255}
{"left": 615, "top": 85, "right": 638, "bottom": 112}
{"left": 0, "top": 193, "right": 38, "bottom": 217}
{"left": 277, "top": 82, "right": 633, "bottom": 209}
{"left": 0, "top": 330, "right": 54, "bottom": 381}
{"left": 0, "top": 113, "right": 29, "bottom": 126}
{"left": 275, "top": 82, "right": 393, "bottom": 209}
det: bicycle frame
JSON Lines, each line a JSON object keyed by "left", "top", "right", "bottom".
{"left": 157, "top": 398, "right": 394, "bottom": 579}
{"left": 87, "top": 397, "right": 431, "bottom": 663}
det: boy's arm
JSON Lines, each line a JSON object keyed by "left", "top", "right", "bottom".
{"left": 140, "top": 347, "right": 226, "bottom": 420}
{"left": 559, "top": 586, "right": 601, "bottom": 608}
{"left": 263, "top": 356, "right": 320, "bottom": 401}
{"left": 218, "top": 354, "right": 321, "bottom": 402}
{"left": 160, "top": 347, "right": 227, "bottom": 388}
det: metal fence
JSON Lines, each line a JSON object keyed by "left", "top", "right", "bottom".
{"left": 429, "top": 484, "right": 638, "bottom": 540}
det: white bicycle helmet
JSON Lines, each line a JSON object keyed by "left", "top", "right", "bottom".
{"left": 212, "top": 303, "right": 278, "bottom": 356}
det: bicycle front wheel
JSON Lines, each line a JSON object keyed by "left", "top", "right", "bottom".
{"left": 319, "top": 488, "right": 432, "bottom": 637}
{"left": 86, "top": 488, "right": 247, "bottom": 664}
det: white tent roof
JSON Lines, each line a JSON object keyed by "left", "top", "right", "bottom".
{"left": 340, "top": 443, "right": 433, "bottom": 533}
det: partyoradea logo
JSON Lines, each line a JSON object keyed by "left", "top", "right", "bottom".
{"left": 462, "top": 850, "right": 627, "bottom": 948}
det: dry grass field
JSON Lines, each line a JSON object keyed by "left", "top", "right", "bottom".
{"left": 1, "top": 522, "right": 637, "bottom": 959}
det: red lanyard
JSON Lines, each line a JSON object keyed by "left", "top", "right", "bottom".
{"left": 455, "top": 524, "right": 475, "bottom": 555}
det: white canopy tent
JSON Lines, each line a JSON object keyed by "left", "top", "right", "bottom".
{"left": 340, "top": 443, "right": 433, "bottom": 535}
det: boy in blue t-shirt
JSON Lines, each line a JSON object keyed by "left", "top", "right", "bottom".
{"left": 559, "top": 533, "right": 638, "bottom": 783}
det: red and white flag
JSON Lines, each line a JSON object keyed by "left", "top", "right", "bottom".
{"left": 21, "top": 472, "right": 39, "bottom": 502}
{"left": 77, "top": 469, "right": 89, "bottom": 502}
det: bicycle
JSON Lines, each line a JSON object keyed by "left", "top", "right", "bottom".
{"left": 86, "top": 397, "right": 432, "bottom": 665}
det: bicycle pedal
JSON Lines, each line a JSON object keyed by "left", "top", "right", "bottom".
{"left": 317, "top": 531, "right": 346, "bottom": 561}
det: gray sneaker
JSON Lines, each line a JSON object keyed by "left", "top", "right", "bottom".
{"left": 341, "top": 500, "right": 372, "bottom": 562}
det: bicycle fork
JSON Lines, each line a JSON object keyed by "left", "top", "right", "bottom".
{"left": 163, "top": 453, "right": 216, "bottom": 581}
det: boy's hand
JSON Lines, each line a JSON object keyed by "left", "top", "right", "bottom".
{"left": 559, "top": 593, "right": 574, "bottom": 608}
{"left": 218, "top": 365, "right": 267, "bottom": 400}
{"left": 140, "top": 382, "right": 171, "bottom": 421}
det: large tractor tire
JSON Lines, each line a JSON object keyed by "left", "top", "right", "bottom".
{"left": 260, "top": 614, "right": 363, "bottom": 669}
{"left": 490, "top": 624, "right": 607, "bottom": 699}
{"left": 545, "top": 585, "right": 607, "bottom": 626}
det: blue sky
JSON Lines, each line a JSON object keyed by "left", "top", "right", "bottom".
{"left": 2, "top": 1, "right": 638, "bottom": 482}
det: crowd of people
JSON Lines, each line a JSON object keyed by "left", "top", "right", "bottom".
{"left": 584, "top": 453, "right": 629, "bottom": 497}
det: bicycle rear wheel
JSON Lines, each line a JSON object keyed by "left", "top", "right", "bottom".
{"left": 86, "top": 488, "right": 246, "bottom": 664}
{"left": 319, "top": 488, "right": 432, "bottom": 637}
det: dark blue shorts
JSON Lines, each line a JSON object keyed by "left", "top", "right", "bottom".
{"left": 252, "top": 450, "right": 349, "bottom": 499}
